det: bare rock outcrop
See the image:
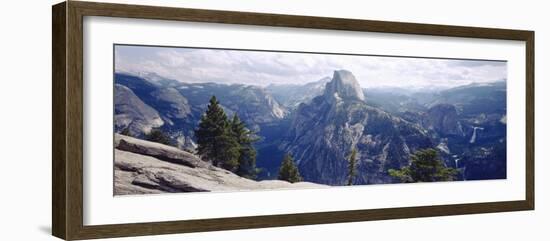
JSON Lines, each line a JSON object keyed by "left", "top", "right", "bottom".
{"left": 114, "top": 84, "right": 164, "bottom": 135}
{"left": 424, "top": 103, "right": 465, "bottom": 136}
{"left": 114, "top": 134, "right": 327, "bottom": 195}
{"left": 323, "top": 70, "right": 365, "bottom": 103}
{"left": 282, "top": 70, "right": 433, "bottom": 185}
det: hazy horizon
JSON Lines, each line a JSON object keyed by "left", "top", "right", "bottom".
{"left": 115, "top": 45, "right": 507, "bottom": 89}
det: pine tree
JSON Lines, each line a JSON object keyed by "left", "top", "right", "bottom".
{"left": 195, "top": 96, "right": 227, "bottom": 166}
{"left": 145, "top": 128, "right": 171, "bottom": 146}
{"left": 216, "top": 127, "right": 240, "bottom": 171}
{"left": 278, "top": 153, "right": 302, "bottom": 183}
{"left": 389, "top": 148, "right": 458, "bottom": 183}
{"left": 230, "top": 114, "right": 259, "bottom": 179}
{"left": 195, "top": 96, "right": 239, "bottom": 170}
{"left": 347, "top": 148, "right": 358, "bottom": 186}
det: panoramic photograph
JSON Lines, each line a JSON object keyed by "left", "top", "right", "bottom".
{"left": 113, "top": 44, "right": 507, "bottom": 195}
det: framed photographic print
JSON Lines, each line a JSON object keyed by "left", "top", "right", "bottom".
{"left": 52, "top": 1, "right": 534, "bottom": 240}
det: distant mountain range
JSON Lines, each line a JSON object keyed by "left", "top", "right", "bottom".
{"left": 265, "top": 76, "right": 331, "bottom": 109}
{"left": 114, "top": 70, "right": 506, "bottom": 185}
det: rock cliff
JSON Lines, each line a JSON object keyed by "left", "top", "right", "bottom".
{"left": 281, "top": 70, "right": 432, "bottom": 185}
{"left": 114, "top": 134, "right": 326, "bottom": 195}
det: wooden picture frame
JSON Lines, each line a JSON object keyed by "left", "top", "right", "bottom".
{"left": 52, "top": 1, "right": 534, "bottom": 240}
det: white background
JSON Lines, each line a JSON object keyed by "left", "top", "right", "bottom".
{"left": 0, "top": 0, "right": 547, "bottom": 240}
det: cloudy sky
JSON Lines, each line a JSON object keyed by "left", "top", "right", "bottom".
{"left": 115, "top": 45, "right": 507, "bottom": 89}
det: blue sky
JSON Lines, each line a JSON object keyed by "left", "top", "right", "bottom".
{"left": 115, "top": 45, "right": 507, "bottom": 89}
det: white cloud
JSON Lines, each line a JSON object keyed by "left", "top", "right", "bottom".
{"left": 114, "top": 45, "right": 507, "bottom": 88}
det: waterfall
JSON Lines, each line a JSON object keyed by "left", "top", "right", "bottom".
{"left": 469, "top": 127, "right": 485, "bottom": 144}
{"left": 452, "top": 155, "right": 465, "bottom": 180}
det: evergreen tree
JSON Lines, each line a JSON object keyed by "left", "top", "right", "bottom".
{"left": 195, "top": 96, "right": 227, "bottom": 166}
{"left": 278, "top": 153, "right": 302, "bottom": 183}
{"left": 145, "top": 128, "right": 171, "bottom": 146}
{"left": 389, "top": 148, "right": 458, "bottom": 183}
{"left": 230, "top": 114, "right": 259, "bottom": 179}
{"left": 347, "top": 148, "right": 358, "bottom": 186}
{"left": 195, "top": 96, "right": 239, "bottom": 170}
{"left": 216, "top": 127, "right": 240, "bottom": 171}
